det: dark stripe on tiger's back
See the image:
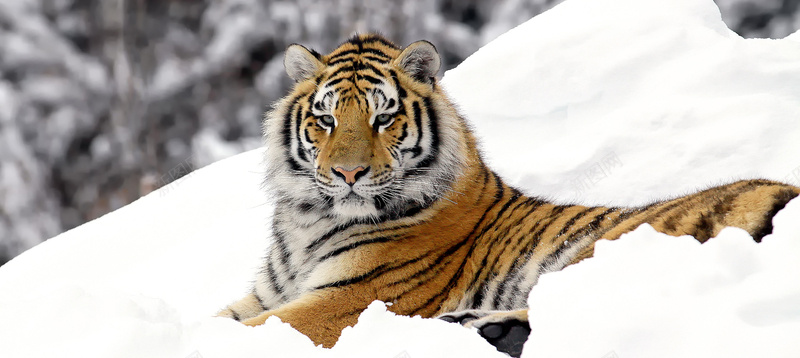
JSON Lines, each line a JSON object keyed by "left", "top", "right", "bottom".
{"left": 537, "top": 207, "right": 617, "bottom": 274}
{"left": 486, "top": 197, "right": 550, "bottom": 266}
{"left": 409, "top": 173, "right": 507, "bottom": 314}
{"left": 385, "top": 173, "right": 505, "bottom": 308}
{"left": 482, "top": 203, "right": 573, "bottom": 308}
{"left": 388, "top": 231, "right": 474, "bottom": 290}
{"left": 614, "top": 190, "right": 705, "bottom": 235}
{"left": 689, "top": 185, "right": 752, "bottom": 241}
{"left": 384, "top": 249, "right": 459, "bottom": 307}
{"left": 470, "top": 197, "right": 544, "bottom": 307}
{"left": 383, "top": 170, "right": 498, "bottom": 292}
{"left": 505, "top": 205, "right": 569, "bottom": 267}
{"left": 504, "top": 206, "right": 614, "bottom": 278}
{"left": 551, "top": 206, "right": 599, "bottom": 239}
{"left": 485, "top": 189, "right": 524, "bottom": 230}
{"left": 317, "top": 232, "right": 462, "bottom": 291}
{"left": 493, "top": 205, "right": 570, "bottom": 306}
{"left": 385, "top": 194, "right": 517, "bottom": 307}
{"left": 648, "top": 180, "right": 759, "bottom": 241}
{"left": 637, "top": 180, "right": 754, "bottom": 228}
{"left": 527, "top": 205, "right": 570, "bottom": 244}
{"left": 570, "top": 182, "right": 766, "bottom": 265}
{"left": 659, "top": 183, "right": 744, "bottom": 233}
{"left": 471, "top": 190, "right": 527, "bottom": 265}
{"left": 484, "top": 192, "right": 535, "bottom": 242}
{"left": 462, "top": 191, "right": 530, "bottom": 307}
{"left": 569, "top": 207, "right": 617, "bottom": 241}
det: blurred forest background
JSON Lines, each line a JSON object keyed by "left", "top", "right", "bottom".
{"left": 1, "top": 0, "right": 799, "bottom": 266}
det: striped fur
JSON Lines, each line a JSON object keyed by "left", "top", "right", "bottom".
{"left": 218, "top": 34, "right": 800, "bottom": 348}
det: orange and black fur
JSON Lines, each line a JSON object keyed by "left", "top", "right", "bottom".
{"left": 218, "top": 34, "right": 800, "bottom": 357}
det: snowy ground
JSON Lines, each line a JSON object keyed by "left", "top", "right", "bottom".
{"left": 1, "top": 0, "right": 799, "bottom": 357}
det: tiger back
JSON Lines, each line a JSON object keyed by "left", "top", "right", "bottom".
{"left": 218, "top": 34, "right": 800, "bottom": 355}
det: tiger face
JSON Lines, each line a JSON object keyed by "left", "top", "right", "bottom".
{"left": 264, "top": 35, "right": 465, "bottom": 221}
{"left": 305, "top": 76, "right": 406, "bottom": 217}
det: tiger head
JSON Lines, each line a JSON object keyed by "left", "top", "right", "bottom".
{"left": 264, "top": 34, "right": 471, "bottom": 222}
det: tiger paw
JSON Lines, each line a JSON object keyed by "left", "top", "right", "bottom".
{"left": 438, "top": 309, "right": 530, "bottom": 358}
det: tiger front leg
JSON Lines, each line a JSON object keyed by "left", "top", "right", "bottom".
{"left": 241, "top": 286, "right": 376, "bottom": 348}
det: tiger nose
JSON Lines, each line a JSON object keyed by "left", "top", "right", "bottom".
{"left": 332, "top": 166, "right": 370, "bottom": 186}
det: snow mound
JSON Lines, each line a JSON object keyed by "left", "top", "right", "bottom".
{"left": 2, "top": 0, "right": 800, "bottom": 357}
{"left": 443, "top": 0, "right": 800, "bottom": 205}
{"left": 524, "top": 199, "right": 800, "bottom": 358}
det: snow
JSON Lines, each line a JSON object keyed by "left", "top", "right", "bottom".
{"left": 524, "top": 211, "right": 800, "bottom": 358}
{"left": 443, "top": 0, "right": 800, "bottom": 206}
{"left": 1, "top": 0, "right": 800, "bottom": 357}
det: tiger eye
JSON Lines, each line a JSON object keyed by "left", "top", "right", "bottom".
{"left": 375, "top": 114, "right": 393, "bottom": 126}
{"left": 318, "top": 115, "right": 335, "bottom": 127}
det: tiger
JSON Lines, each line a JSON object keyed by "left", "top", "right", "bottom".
{"left": 217, "top": 33, "right": 800, "bottom": 357}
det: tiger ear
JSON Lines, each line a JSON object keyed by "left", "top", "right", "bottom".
{"left": 284, "top": 44, "right": 324, "bottom": 82}
{"left": 395, "top": 40, "right": 441, "bottom": 84}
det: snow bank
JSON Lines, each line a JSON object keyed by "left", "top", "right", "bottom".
{"left": 443, "top": 0, "right": 800, "bottom": 206}
{"left": 2, "top": 0, "right": 800, "bottom": 357}
{"left": 523, "top": 200, "right": 800, "bottom": 358}
{"left": 0, "top": 148, "right": 505, "bottom": 358}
